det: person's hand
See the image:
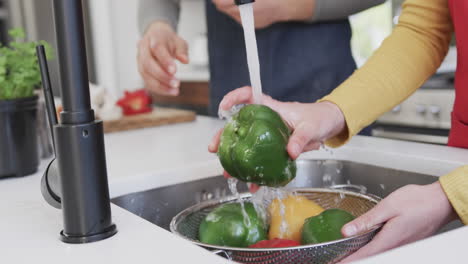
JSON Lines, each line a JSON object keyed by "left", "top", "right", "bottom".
{"left": 137, "top": 21, "right": 189, "bottom": 96}
{"left": 338, "top": 182, "right": 458, "bottom": 263}
{"left": 212, "top": 0, "right": 315, "bottom": 29}
{"left": 208, "top": 86, "right": 346, "bottom": 160}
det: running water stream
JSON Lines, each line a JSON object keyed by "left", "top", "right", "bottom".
{"left": 223, "top": 3, "right": 311, "bottom": 236}
{"left": 251, "top": 186, "right": 291, "bottom": 236}
{"left": 228, "top": 177, "right": 293, "bottom": 233}
{"left": 228, "top": 178, "right": 251, "bottom": 227}
{"left": 239, "top": 3, "right": 263, "bottom": 104}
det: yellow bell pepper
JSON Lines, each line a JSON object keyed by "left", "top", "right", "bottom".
{"left": 268, "top": 195, "right": 324, "bottom": 242}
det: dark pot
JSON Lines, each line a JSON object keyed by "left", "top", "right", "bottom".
{"left": 0, "top": 96, "right": 39, "bottom": 178}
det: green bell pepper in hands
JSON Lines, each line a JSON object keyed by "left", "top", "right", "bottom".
{"left": 199, "top": 202, "right": 268, "bottom": 247}
{"left": 301, "top": 208, "right": 355, "bottom": 244}
{"left": 218, "top": 104, "right": 296, "bottom": 187}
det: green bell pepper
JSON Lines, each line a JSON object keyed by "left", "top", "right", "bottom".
{"left": 218, "top": 104, "right": 296, "bottom": 187}
{"left": 301, "top": 209, "right": 355, "bottom": 244}
{"left": 199, "top": 202, "right": 267, "bottom": 247}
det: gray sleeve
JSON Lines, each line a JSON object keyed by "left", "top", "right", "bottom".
{"left": 138, "top": 0, "right": 181, "bottom": 35}
{"left": 310, "top": 0, "right": 387, "bottom": 22}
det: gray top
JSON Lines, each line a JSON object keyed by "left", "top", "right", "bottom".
{"left": 138, "top": 0, "right": 386, "bottom": 34}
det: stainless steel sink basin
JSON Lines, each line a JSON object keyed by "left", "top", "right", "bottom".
{"left": 112, "top": 159, "right": 462, "bottom": 232}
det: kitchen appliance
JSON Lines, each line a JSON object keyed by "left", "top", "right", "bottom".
{"left": 373, "top": 0, "right": 458, "bottom": 145}
{"left": 373, "top": 73, "right": 455, "bottom": 144}
{"left": 170, "top": 188, "right": 380, "bottom": 264}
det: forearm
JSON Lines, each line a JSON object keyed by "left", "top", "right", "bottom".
{"left": 311, "top": 0, "right": 386, "bottom": 22}
{"left": 320, "top": 0, "right": 453, "bottom": 147}
{"left": 439, "top": 166, "right": 468, "bottom": 225}
{"left": 138, "top": 0, "right": 180, "bottom": 35}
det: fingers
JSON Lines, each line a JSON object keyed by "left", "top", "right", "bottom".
{"left": 137, "top": 26, "right": 184, "bottom": 96}
{"left": 140, "top": 71, "right": 176, "bottom": 96}
{"left": 219, "top": 86, "right": 275, "bottom": 110}
{"left": 218, "top": 86, "right": 278, "bottom": 113}
{"left": 208, "top": 129, "right": 223, "bottom": 153}
{"left": 303, "top": 141, "right": 322, "bottom": 152}
{"left": 142, "top": 55, "right": 179, "bottom": 91}
{"left": 149, "top": 37, "right": 177, "bottom": 75}
{"left": 138, "top": 46, "right": 178, "bottom": 96}
{"left": 338, "top": 219, "right": 404, "bottom": 263}
{"left": 341, "top": 200, "right": 396, "bottom": 237}
{"left": 219, "top": 86, "right": 254, "bottom": 111}
{"left": 338, "top": 201, "right": 400, "bottom": 263}
{"left": 174, "top": 37, "right": 189, "bottom": 64}
{"left": 286, "top": 122, "right": 317, "bottom": 160}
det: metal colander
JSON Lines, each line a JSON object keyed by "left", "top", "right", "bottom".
{"left": 170, "top": 188, "right": 381, "bottom": 264}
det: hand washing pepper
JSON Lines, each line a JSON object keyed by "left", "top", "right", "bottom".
{"left": 218, "top": 104, "right": 296, "bottom": 187}
{"left": 301, "top": 208, "right": 355, "bottom": 244}
{"left": 249, "top": 238, "right": 300, "bottom": 248}
{"left": 198, "top": 202, "right": 267, "bottom": 247}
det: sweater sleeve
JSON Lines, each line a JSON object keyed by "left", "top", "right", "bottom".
{"left": 439, "top": 166, "right": 468, "bottom": 225}
{"left": 311, "top": 0, "right": 386, "bottom": 22}
{"left": 319, "top": 0, "right": 453, "bottom": 147}
{"left": 138, "top": 0, "right": 181, "bottom": 35}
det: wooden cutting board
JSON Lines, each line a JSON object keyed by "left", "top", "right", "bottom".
{"left": 103, "top": 107, "right": 196, "bottom": 133}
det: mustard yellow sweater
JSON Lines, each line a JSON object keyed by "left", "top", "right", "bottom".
{"left": 321, "top": 0, "right": 468, "bottom": 224}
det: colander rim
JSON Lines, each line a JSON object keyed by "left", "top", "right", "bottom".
{"left": 170, "top": 187, "right": 382, "bottom": 252}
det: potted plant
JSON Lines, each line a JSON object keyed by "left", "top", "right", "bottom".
{"left": 0, "top": 28, "right": 53, "bottom": 178}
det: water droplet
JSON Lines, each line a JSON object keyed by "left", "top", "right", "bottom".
{"left": 250, "top": 186, "right": 293, "bottom": 229}
{"left": 319, "top": 143, "right": 334, "bottom": 155}
{"left": 322, "top": 173, "right": 332, "bottom": 184}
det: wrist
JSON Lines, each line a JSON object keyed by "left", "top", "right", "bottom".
{"left": 318, "top": 101, "right": 346, "bottom": 139}
{"left": 430, "top": 182, "right": 458, "bottom": 223}
{"left": 148, "top": 20, "right": 174, "bottom": 34}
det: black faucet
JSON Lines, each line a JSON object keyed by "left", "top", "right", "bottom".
{"left": 39, "top": 0, "right": 117, "bottom": 243}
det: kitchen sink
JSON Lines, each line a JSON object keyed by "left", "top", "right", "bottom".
{"left": 112, "top": 159, "right": 462, "bottom": 233}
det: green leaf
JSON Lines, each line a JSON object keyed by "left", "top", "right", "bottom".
{"left": 0, "top": 27, "right": 54, "bottom": 100}
{"left": 8, "top": 28, "right": 25, "bottom": 40}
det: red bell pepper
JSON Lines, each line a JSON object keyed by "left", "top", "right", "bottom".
{"left": 116, "top": 89, "right": 152, "bottom": 116}
{"left": 249, "top": 238, "right": 300, "bottom": 248}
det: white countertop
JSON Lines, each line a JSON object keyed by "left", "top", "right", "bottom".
{"left": 1, "top": 115, "right": 467, "bottom": 263}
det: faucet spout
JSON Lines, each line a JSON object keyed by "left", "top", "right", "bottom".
{"left": 39, "top": 0, "right": 117, "bottom": 244}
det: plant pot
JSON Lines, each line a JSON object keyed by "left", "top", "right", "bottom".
{"left": 0, "top": 96, "right": 39, "bottom": 178}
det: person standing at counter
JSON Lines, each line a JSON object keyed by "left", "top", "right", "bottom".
{"left": 209, "top": 0, "right": 467, "bottom": 262}
{"left": 137, "top": 0, "right": 385, "bottom": 118}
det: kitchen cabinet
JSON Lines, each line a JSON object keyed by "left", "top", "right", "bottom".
{"left": 152, "top": 81, "right": 210, "bottom": 115}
